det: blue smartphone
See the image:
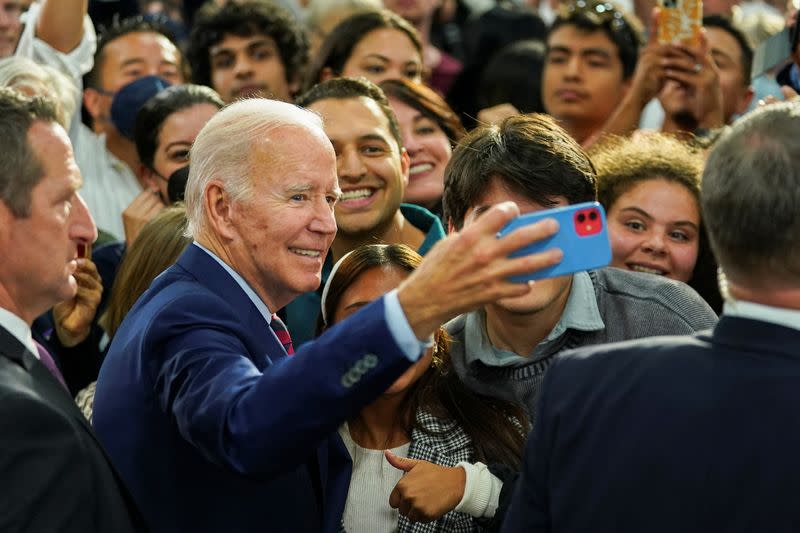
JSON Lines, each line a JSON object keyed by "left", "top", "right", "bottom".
{"left": 497, "top": 201, "right": 611, "bottom": 282}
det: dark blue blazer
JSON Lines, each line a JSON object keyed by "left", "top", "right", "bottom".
{"left": 503, "top": 316, "right": 800, "bottom": 533}
{"left": 93, "top": 244, "right": 413, "bottom": 533}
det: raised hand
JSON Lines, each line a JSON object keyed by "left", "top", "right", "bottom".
{"left": 397, "top": 201, "right": 561, "bottom": 340}
{"left": 123, "top": 189, "right": 166, "bottom": 247}
{"left": 660, "top": 29, "right": 725, "bottom": 130}
{"left": 53, "top": 258, "right": 103, "bottom": 347}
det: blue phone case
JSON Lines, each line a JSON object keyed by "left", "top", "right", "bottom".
{"left": 497, "top": 201, "right": 612, "bottom": 282}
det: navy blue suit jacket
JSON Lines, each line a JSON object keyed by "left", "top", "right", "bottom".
{"left": 94, "top": 244, "right": 413, "bottom": 532}
{"left": 503, "top": 316, "right": 800, "bottom": 533}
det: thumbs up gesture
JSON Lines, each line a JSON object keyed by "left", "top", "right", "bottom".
{"left": 385, "top": 450, "right": 466, "bottom": 523}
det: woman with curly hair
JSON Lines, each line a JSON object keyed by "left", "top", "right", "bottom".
{"left": 593, "top": 133, "right": 721, "bottom": 310}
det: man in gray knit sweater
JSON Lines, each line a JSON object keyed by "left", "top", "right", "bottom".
{"left": 442, "top": 114, "right": 718, "bottom": 422}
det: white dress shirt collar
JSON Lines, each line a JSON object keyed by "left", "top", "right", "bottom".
{"left": 0, "top": 307, "right": 39, "bottom": 359}
{"left": 192, "top": 242, "right": 273, "bottom": 326}
{"left": 723, "top": 300, "right": 800, "bottom": 332}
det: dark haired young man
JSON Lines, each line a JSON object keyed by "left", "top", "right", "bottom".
{"left": 603, "top": 14, "right": 753, "bottom": 137}
{"left": 661, "top": 15, "right": 753, "bottom": 131}
{"left": 503, "top": 101, "right": 800, "bottom": 533}
{"left": 187, "top": 0, "right": 307, "bottom": 103}
{"left": 285, "top": 77, "right": 445, "bottom": 346}
{"left": 442, "top": 113, "right": 717, "bottom": 423}
{"left": 541, "top": 1, "right": 643, "bottom": 145}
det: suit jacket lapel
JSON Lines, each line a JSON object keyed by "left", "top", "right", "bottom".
{"left": 174, "top": 245, "right": 287, "bottom": 366}
{"left": 0, "top": 326, "right": 77, "bottom": 413}
{"left": 0, "top": 325, "right": 148, "bottom": 529}
{"left": 174, "top": 245, "right": 345, "bottom": 529}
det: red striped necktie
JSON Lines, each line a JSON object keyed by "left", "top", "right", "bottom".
{"left": 270, "top": 314, "right": 294, "bottom": 355}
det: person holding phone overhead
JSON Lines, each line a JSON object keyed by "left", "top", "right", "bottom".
{"left": 442, "top": 113, "right": 718, "bottom": 424}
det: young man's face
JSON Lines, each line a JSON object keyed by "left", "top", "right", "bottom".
{"left": 542, "top": 25, "right": 629, "bottom": 137}
{"left": 0, "top": 0, "right": 24, "bottom": 58}
{"left": 209, "top": 33, "right": 296, "bottom": 103}
{"left": 306, "top": 96, "right": 409, "bottom": 240}
{"left": 660, "top": 26, "right": 753, "bottom": 124}
{"left": 85, "top": 31, "right": 184, "bottom": 131}
{"left": 461, "top": 178, "right": 573, "bottom": 317}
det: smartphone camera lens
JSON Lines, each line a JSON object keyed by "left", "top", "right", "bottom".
{"left": 577, "top": 213, "right": 586, "bottom": 223}
{"left": 589, "top": 211, "right": 598, "bottom": 221}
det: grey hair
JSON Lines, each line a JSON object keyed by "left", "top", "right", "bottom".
{"left": 0, "top": 57, "right": 78, "bottom": 128}
{"left": 702, "top": 100, "right": 800, "bottom": 284}
{"left": 185, "top": 97, "right": 326, "bottom": 238}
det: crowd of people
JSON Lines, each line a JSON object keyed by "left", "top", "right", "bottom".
{"left": 0, "top": 0, "right": 798, "bottom": 531}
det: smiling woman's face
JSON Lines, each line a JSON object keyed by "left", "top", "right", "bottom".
{"left": 388, "top": 96, "right": 451, "bottom": 209}
{"left": 607, "top": 178, "right": 701, "bottom": 282}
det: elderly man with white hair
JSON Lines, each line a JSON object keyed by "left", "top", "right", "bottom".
{"left": 92, "top": 97, "right": 563, "bottom": 533}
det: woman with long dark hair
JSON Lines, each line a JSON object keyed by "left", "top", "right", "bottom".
{"left": 320, "top": 244, "right": 527, "bottom": 532}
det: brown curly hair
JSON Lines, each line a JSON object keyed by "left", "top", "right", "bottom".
{"left": 591, "top": 133, "right": 703, "bottom": 213}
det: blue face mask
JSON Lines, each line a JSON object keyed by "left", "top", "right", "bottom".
{"left": 110, "top": 75, "right": 173, "bottom": 140}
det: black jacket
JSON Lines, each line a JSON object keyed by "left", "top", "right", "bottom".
{"left": 0, "top": 325, "right": 146, "bottom": 532}
{"left": 503, "top": 316, "right": 800, "bottom": 532}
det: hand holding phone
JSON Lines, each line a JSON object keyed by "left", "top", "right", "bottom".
{"left": 497, "top": 202, "right": 611, "bottom": 282}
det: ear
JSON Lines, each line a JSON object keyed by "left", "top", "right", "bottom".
{"left": 399, "top": 147, "right": 410, "bottom": 189}
{"left": 447, "top": 218, "right": 456, "bottom": 235}
{"left": 319, "top": 67, "right": 335, "bottom": 82}
{"left": 83, "top": 88, "right": 104, "bottom": 123}
{"left": 139, "top": 165, "right": 159, "bottom": 191}
{"left": 735, "top": 86, "right": 755, "bottom": 116}
{"left": 203, "top": 180, "right": 238, "bottom": 242}
{"left": 288, "top": 73, "right": 302, "bottom": 98}
{"left": 0, "top": 200, "right": 14, "bottom": 244}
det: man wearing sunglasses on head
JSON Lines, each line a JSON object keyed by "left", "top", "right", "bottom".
{"left": 541, "top": 0, "right": 644, "bottom": 146}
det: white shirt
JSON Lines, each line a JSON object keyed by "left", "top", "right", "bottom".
{"left": 0, "top": 307, "right": 39, "bottom": 359}
{"left": 15, "top": 5, "right": 138, "bottom": 241}
{"left": 73, "top": 124, "right": 142, "bottom": 241}
{"left": 339, "top": 424, "right": 410, "bottom": 533}
{"left": 723, "top": 300, "right": 800, "bottom": 332}
{"left": 16, "top": 2, "right": 97, "bottom": 85}
{"left": 16, "top": 3, "right": 96, "bottom": 143}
